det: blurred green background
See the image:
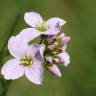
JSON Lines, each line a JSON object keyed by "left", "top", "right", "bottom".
{"left": 0, "top": 0, "right": 96, "bottom": 96}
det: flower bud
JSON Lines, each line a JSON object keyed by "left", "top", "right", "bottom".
{"left": 58, "top": 52, "right": 70, "bottom": 67}
{"left": 60, "top": 36, "right": 70, "bottom": 45}
{"left": 48, "top": 44, "right": 57, "bottom": 51}
{"left": 46, "top": 56, "right": 53, "bottom": 64}
{"left": 47, "top": 35, "right": 57, "bottom": 43}
{"left": 48, "top": 64, "right": 61, "bottom": 78}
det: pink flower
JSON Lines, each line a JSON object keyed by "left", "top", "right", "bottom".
{"left": 48, "top": 64, "right": 61, "bottom": 78}
{"left": 1, "top": 35, "right": 45, "bottom": 85}
{"left": 19, "top": 12, "right": 66, "bottom": 43}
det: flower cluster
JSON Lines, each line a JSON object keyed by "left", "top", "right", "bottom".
{"left": 1, "top": 12, "right": 70, "bottom": 85}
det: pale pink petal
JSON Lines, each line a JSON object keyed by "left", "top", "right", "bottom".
{"left": 46, "top": 17, "right": 66, "bottom": 27}
{"left": 45, "top": 56, "right": 53, "bottom": 64}
{"left": 19, "top": 28, "right": 41, "bottom": 44}
{"left": 48, "top": 64, "right": 61, "bottom": 78}
{"left": 62, "top": 44, "right": 67, "bottom": 51}
{"left": 44, "top": 18, "right": 66, "bottom": 35}
{"left": 26, "top": 44, "right": 40, "bottom": 57}
{"left": 58, "top": 52, "right": 70, "bottom": 66}
{"left": 48, "top": 44, "right": 57, "bottom": 51}
{"left": 24, "top": 12, "right": 43, "bottom": 27}
{"left": 42, "top": 27, "right": 60, "bottom": 35}
{"left": 25, "top": 59, "right": 44, "bottom": 85}
{"left": 8, "top": 35, "right": 28, "bottom": 58}
{"left": 57, "top": 33, "right": 68, "bottom": 50}
{"left": 58, "top": 33, "right": 65, "bottom": 38}
{"left": 58, "top": 33, "right": 70, "bottom": 45}
{"left": 47, "top": 35, "right": 57, "bottom": 43}
{"left": 1, "top": 59, "right": 24, "bottom": 80}
{"left": 35, "top": 44, "right": 45, "bottom": 61}
{"left": 60, "top": 36, "right": 70, "bottom": 45}
{"left": 39, "top": 44, "right": 45, "bottom": 58}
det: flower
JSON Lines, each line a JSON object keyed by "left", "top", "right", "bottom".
{"left": 19, "top": 12, "right": 66, "bottom": 43}
{"left": 1, "top": 35, "right": 45, "bottom": 85}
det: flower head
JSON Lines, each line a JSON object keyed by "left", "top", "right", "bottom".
{"left": 1, "top": 35, "right": 45, "bottom": 85}
{"left": 19, "top": 12, "right": 66, "bottom": 42}
{"left": 1, "top": 11, "right": 71, "bottom": 83}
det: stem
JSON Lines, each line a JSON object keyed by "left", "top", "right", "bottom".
{"left": 39, "top": 35, "right": 45, "bottom": 44}
{"left": 39, "top": 35, "right": 46, "bottom": 44}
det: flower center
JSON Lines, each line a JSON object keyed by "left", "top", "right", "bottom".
{"left": 21, "top": 56, "right": 33, "bottom": 66}
{"left": 36, "top": 21, "right": 48, "bottom": 32}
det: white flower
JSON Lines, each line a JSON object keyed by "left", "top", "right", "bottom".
{"left": 19, "top": 12, "right": 66, "bottom": 43}
{"left": 1, "top": 35, "right": 45, "bottom": 85}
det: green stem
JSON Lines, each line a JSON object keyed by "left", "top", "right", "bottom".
{"left": 39, "top": 35, "right": 46, "bottom": 44}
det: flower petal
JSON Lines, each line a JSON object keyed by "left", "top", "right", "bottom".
{"left": 19, "top": 28, "right": 41, "bottom": 43}
{"left": 58, "top": 52, "right": 70, "bottom": 66}
{"left": 58, "top": 33, "right": 70, "bottom": 45}
{"left": 26, "top": 44, "right": 40, "bottom": 57}
{"left": 25, "top": 59, "right": 44, "bottom": 85}
{"left": 39, "top": 44, "right": 45, "bottom": 58}
{"left": 47, "top": 35, "right": 57, "bottom": 43}
{"left": 42, "top": 18, "right": 66, "bottom": 35}
{"left": 58, "top": 33, "right": 65, "bottom": 38}
{"left": 62, "top": 44, "right": 67, "bottom": 51}
{"left": 43, "top": 27, "right": 60, "bottom": 35}
{"left": 46, "top": 17, "right": 66, "bottom": 27}
{"left": 35, "top": 44, "right": 45, "bottom": 61}
{"left": 8, "top": 35, "right": 28, "bottom": 58}
{"left": 24, "top": 12, "right": 43, "bottom": 27}
{"left": 1, "top": 59, "right": 24, "bottom": 80}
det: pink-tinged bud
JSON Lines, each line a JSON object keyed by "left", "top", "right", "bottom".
{"left": 48, "top": 64, "right": 61, "bottom": 78}
{"left": 48, "top": 44, "right": 57, "bottom": 51}
{"left": 59, "top": 56, "right": 65, "bottom": 64}
{"left": 46, "top": 56, "right": 53, "bottom": 64}
{"left": 60, "top": 36, "right": 70, "bottom": 45}
{"left": 58, "top": 52, "right": 70, "bottom": 67}
{"left": 47, "top": 35, "right": 57, "bottom": 43}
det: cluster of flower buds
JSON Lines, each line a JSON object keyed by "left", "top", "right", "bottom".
{"left": 1, "top": 11, "right": 71, "bottom": 85}
{"left": 45, "top": 33, "right": 70, "bottom": 77}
